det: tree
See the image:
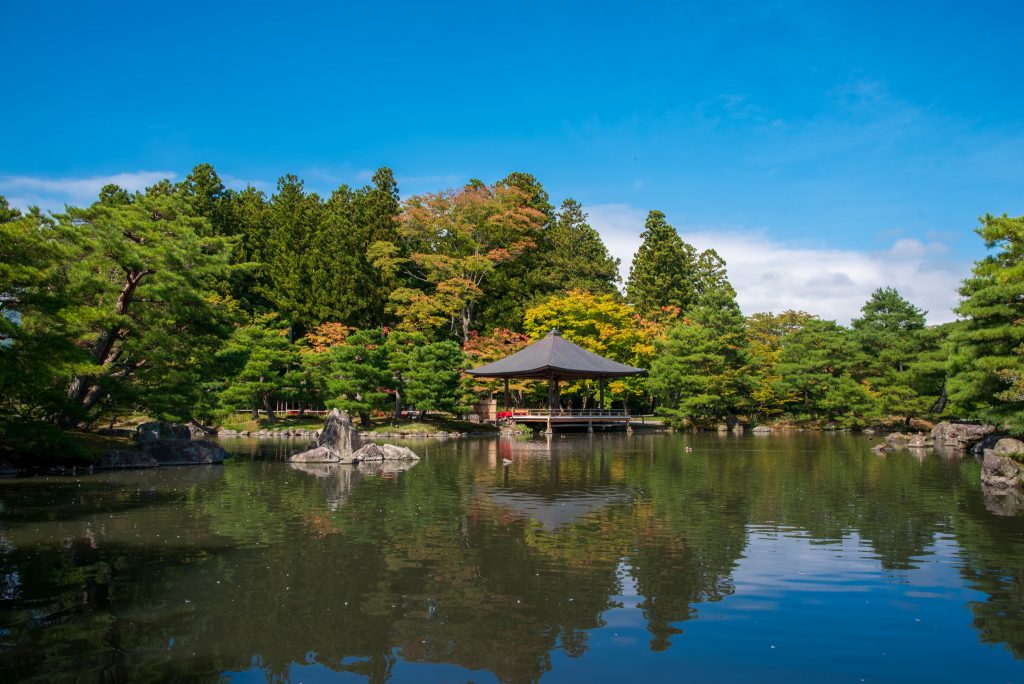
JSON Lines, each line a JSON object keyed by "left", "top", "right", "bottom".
{"left": 947, "top": 214, "right": 1024, "bottom": 433}
{"left": 626, "top": 211, "right": 697, "bottom": 316}
{"left": 218, "top": 315, "right": 298, "bottom": 421}
{"left": 745, "top": 310, "right": 817, "bottom": 420}
{"left": 371, "top": 181, "right": 546, "bottom": 341}
{"left": 524, "top": 290, "right": 664, "bottom": 408}
{"left": 351, "top": 168, "right": 404, "bottom": 327}
{"left": 649, "top": 289, "right": 750, "bottom": 427}
{"left": 0, "top": 203, "right": 86, "bottom": 422}
{"left": 774, "top": 319, "right": 879, "bottom": 426}
{"left": 262, "top": 175, "right": 322, "bottom": 327}
{"left": 178, "top": 163, "right": 235, "bottom": 237}
{"left": 59, "top": 181, "right": 232, "bottom": 426}
{"left": 389, "top": 334, "right": 471, "bottom": 416}
{"left": 321, "top": 329, "right": 391, "bottom": 426}
{"left": 537, "top": 199, "right": 620, "bottom": 295}
{"left": 851, "top": 287, "right": 934, "bottom": 421}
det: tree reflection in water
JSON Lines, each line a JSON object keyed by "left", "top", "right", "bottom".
{"left": 0, "top": 434, "right": 1023, "bottom": 682}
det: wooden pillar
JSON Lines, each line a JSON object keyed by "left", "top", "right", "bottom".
{"left": 545, "top": 376, "right": 555, "bottom": 434}
{"left": 599, "top": 378, "right": 605, "bottom": 412}
{"left": 503, "top": 378, "right": 510, "bottom": 412}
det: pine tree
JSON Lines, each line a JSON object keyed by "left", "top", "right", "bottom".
{"left": 322, "top": 328, "right": 392, "bottom": 426}
{"left": 774, "top": 319, "right": 879, "bottom": 426}
{"left": 947, "top": 214, "right": 1024, "bottom": 432}
{"left": 649, "top": 288, "right": 751, "bottom": 427}
{"left": 57, "top": 181, "right": 232, "bottom": 425}
{"left": 217, "top": 315, "right": 298, "bottom": 422}
{"left": 626, "top": 211, "right": 698, "bottom": 315}
{"left": 263, "top": 175, "right": 322, "bottom": 328}
{"left": 538, "top": 199, "right": 620, "bottom": 295}
{"left": 851, "top": 287, "right": 934, "bottom": 421}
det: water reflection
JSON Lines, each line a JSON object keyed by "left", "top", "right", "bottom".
{"left": 0, "top": 434, "right": 1023, "bottom": 682}
{"left": 290, "top": 461, "right": 419, "bottom": 510}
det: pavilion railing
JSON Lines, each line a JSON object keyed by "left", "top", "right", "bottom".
{"left": 504, "top": 408, "right": 630, "bottom": 417}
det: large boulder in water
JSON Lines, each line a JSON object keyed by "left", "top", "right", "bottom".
{"left": 289, "top": 409, "right": 365, "bottom": 464}
{"left": 351, "top": 443, "right": 421, "bottom": 462}
{"left": 981, "top": 450, "right": 1024, "bottom": 489}
{"left": 96, "top": 449, "right": 160, "bottom": 470}
{"left": 145, "top": 439, "right": 227, "bottom": 465}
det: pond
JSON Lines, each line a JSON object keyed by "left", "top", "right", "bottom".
{"left": 1, "top": 433, "right": 1024, "bottom": 683}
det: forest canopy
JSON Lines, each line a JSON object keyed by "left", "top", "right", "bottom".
{"left": 0, "top": 165, "right": 1021, "bottom": 436}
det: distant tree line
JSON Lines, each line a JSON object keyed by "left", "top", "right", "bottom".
{"left": 0, "top": 164, "right": 1020, "bottom": 435}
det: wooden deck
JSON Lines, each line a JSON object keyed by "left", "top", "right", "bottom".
{"left": 502, "top": 408, "right": 633, "bottom": 430}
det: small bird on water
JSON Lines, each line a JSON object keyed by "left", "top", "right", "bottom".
{"left": 502, "top": 458, "right": 513, "bottom": 466}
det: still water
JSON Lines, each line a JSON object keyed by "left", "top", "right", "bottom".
{"left": 2, "top": 433, "right": 1024, "bottom": 683}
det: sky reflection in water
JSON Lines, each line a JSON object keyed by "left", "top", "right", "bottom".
{"left": 1, "top": 432, "right": 1023, "bottom": 683}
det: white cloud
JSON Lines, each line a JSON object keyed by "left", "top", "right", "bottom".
{"left": 0, "top": 171, "right": 176, "bottom": 211}
{"left": 586, "top": 203, "right": 970, "bottom": 325}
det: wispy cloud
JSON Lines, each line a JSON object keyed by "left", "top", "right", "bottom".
{"left": 0, "top": 170, "right": 176, "bottom": 211}
{"left": 587, "top": 203, "right": 970, "bottom": 325}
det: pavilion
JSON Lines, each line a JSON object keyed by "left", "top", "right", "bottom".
{"left": 466, "top": 329, "right": 646, "bottom": 433}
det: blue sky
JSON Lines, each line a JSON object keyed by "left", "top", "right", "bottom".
{"left": 3, "top": 1, "right": 1022, "bottom": 322}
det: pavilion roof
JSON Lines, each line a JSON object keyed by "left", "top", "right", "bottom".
{"left": 466, "top": 329, "right": 646, "bottom": 380}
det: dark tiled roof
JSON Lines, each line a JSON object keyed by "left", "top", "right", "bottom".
{"left": 466, "top": 330, "right": 646, "bottom": 379}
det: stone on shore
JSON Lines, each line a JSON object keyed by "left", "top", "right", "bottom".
{"left": 981, "top": 450, "right": 1024, "bottom": 489}
{"left": 930, "top": 421, "right": 996, "bottom": 451}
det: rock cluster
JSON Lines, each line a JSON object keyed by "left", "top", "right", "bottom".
{"left": 930, "top": 421, "right": 996, "bottom": 451}
{"left": 885, "top": 432, "right": 932, "bottom": 448}
{"left": 98, "top": 422, "right": 227, "bottom": 470}
{"left": 289, "top": 409, "right": 419, "bottom": 464}
{"left": 980, "top": 438, "right": 1024, "bottom": 490}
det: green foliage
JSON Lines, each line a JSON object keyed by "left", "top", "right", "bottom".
{"left": 217, "top": 315, "right": 299, "bottom": 422}
{"left": 774, "top": 319, "right": 879, "bottom": 425}
{"left": 0, "top": 205, "right": 87, "bottom": 422}
{"left": 948, "top": 214, "right": 1024, "bottom": 433}
{"left": 60, "top": 182, "right": 232, "bottom": 425}
{"left": 745, "top": 310, "right": 817, "bottom": 419}
{"left": 388, "top": 333, "right": 472, "bottom": 415}
{"left": 321, "top": 329, "right": 392, "bottom": 425}
{"left": 851, "top": 287, "right": 937, "bottom": 420}
{"left": 649, "top": 290, "right": 750, "bottom": 427}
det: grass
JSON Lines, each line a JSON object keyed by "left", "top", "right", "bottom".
{"left": 0, "top": 422, "right": 134, "bottom": 468}
{"left": 219, "top": 415, "right": 328, "bottom": 433}
{"left": 369, "top": 415, "right": 499, "bottom": 434}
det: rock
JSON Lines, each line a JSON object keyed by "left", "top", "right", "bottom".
{"left": 751, "top": 425, "right": 772, "bottom": 434}
{"left": 289, "top": 446, "right": 343, "bottom": 463}
{"left": 981, "top": 451, "right": 1024, "bottom": 489}
{"left": 886, "top": 432, "right": 911, "bottom": 444}
{"left": 994, "top": 438, "right": 1024, "bottom": 457}
{"left": 862, "top": 428, "right": 876, "bottom": 436}
{"left": 95, "top": 449, "right": 159, "bottom": 470}
{"left": 289, "top": 409, "right": 365, "bottom": 464}
{"left": 872, "top": 443, "right": 888, "bottom": 453}
{"left": 145, "top": 439, "right": 227, "bottom": 466}
{"left": 380, "top": 444, "right": 419, "bottom": 461}
{"left": 136, "top": 421, "right": 194, "bottom": 442}
{"left": 218, "top": 429, "right": 239, "bottom": 436}
{"left": 907, "top": 435, "right": 929, "bottom": 448}
{"left": 352, "top": 444, "right": 385, "bottom": 461}
{"left": 930, "top": 421, "right": 996, "bottom": 451}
